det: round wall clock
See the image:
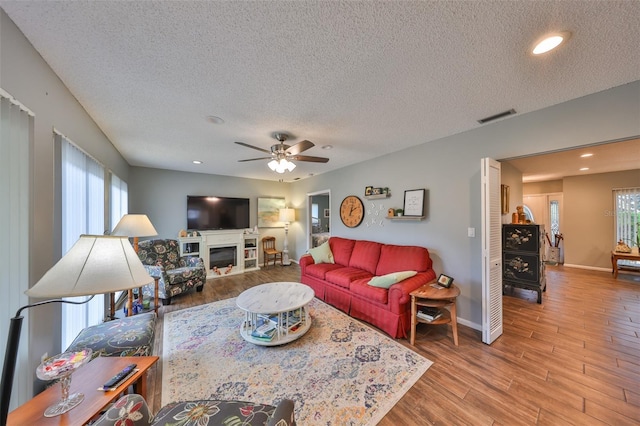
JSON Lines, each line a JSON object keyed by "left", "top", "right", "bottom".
{"left": 340, "top": 195, "right": 365, "bottom": 228}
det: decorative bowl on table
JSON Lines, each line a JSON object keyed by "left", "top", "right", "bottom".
{"left": 36, "top": 348, "right": 92, "bottom": 417}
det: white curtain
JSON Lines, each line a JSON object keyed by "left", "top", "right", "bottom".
{"left": 0, "top": 90, "right": 33, "bottom": 409}
{"left": 110, "top": 173, "right": 129, "bottom": 302}
{"left": 59, "top": 135, "right": 106, "bottom": 348}
{"left": 110, "top": 173, "right": 128, "bottom": 230}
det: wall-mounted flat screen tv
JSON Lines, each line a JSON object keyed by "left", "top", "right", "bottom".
{"left": 187, "top": 196, "right": 250, "bottom": 230}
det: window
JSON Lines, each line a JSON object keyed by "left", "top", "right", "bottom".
{"left": 110, "top": 173, "right": 128, "bottom": 229}
{"left": 549, "top": 200, "right": 560, "bottom": 246}
{"left": 58, "top": 133, "right": 107, "bottom": 348}
{"left": 614, "top": 187, "right": 640, "bottom": 266}
{"left": 110, "top": 173, "right": 128, "bottom": 302}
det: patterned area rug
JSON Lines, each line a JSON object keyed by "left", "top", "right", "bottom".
{"left": 162, "top": 297, "right": 432, "bottom": 425}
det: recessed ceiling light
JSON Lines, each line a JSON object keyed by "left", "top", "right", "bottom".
{"left": 579, "top": 167, "right": 589, "bottom": 171}
{"left": 322, "top": 145, "right": 333, "bottom": 150}
{"left": 206, "top": 115, "right": 224, "bottom": 124}
{"left": 580, "top": 153, "right": 593, "bottom": 158}
{"left": 192, "top": 160, "right": 202, "bottom": 164}
{"left": 532, "top": 31, "right": 571, "bottom": 55}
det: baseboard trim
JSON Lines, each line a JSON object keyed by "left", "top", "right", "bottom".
{"left": 456, "top": 317, "right": 481, "bottom": 331}
{"left": 562, "top": 264, "right": 611, "bottom": 272}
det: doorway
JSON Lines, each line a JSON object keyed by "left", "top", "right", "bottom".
{"left": 524, "top": 193, "right": 564, "bottom": 263}
{"left": 307, "top": 190, "right": 331, "bottom": 249}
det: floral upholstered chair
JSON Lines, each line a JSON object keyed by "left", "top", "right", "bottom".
{"left": 137, "top": 239, "right": 206, "bottom": 306}
{"left": 94, "top": 394, "right": 296, "bottom": 426}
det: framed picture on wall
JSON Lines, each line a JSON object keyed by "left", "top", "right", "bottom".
{"left": 257, "top": 197, "right": 285, "bottom": 227}
{"left": 403, "top": 189, "right": 425, "bottom": 217}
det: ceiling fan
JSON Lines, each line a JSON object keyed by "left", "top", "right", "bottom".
{"left": 235, "top": 133, "right": 329, "bottom": 173}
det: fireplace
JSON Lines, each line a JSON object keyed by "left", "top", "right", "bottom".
{"left": 210, "top": 246, "right": 237, "bottom": 269}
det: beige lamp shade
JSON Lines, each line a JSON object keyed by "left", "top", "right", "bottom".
{"left": 111, "top": 214, "right": 158, "bottom": 237}
{"left": 279, "top": 208, "right": 295, "bottom": 223}
{"left": 25, "top": 235, "right": 153, "bottom": 298}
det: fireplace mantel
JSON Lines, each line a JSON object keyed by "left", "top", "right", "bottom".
{"left": 177, "top": 230, "right": 260, "bottom": 278}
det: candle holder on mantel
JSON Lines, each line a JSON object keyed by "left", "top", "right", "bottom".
{"left": 36, "top": 348, "right": 92, "bottom": 417}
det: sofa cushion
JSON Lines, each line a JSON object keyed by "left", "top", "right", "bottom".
{"left": 349, "top": 240, "right": 382, "bottom": 274}
{"left": 351, "top": 279, "right": 388, "bottom": 304}
{"left": 376, "top": 244, "right": 431, "bottom": 276}
{"left": 329, "top": 237, "right": 356, "bottom": 266}
{"left": 368, "top": 270, "right": 418, "bottom": 289}
{"left": 325, "top": 267, "right": 373, "bottom": 288}
{"left": 305, "top": 262, "right": 343, "bottom": 280}
{"left": 307, "top": 241, "right": 335, "bottom": 264}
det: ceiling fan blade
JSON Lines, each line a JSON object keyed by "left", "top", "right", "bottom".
{"left": 285, "top": 140, "right": 315, "bottom": 156}
{"left": 238, "top": 157, "right": 273, "bottom": 162}
{"left": 235, "top": 141, "right": 271, "bottom": 154}
{"left": 290, "top": 155, "right": 329, "bottom": 163}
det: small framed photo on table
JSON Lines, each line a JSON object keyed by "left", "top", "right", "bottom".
{"left": 437, "top": 274, "right": 454, "bottom": 288}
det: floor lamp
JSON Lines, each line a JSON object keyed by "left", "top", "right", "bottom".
{"left": 279, "top": 208, "right": 295, "bottom": 266}
{"left": 0, "top": 235, "right": 153, "bottom": 425}
{"left": 111, "top": 214, "right": 158, "bottom": 316}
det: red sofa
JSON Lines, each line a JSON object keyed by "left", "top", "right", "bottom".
{"left": 299, "top": 236, "right": 436, "bottom": 338}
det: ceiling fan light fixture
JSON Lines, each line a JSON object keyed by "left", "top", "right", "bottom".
{"left": 268, "top": 159, "right": 278, "bottom": 171}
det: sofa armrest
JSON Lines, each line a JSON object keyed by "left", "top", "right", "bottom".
{"left": 387, "top": 271, "right": 437, "bottom": 314}
{"left": 267, "top": 399, "right": 296, "bottom": 426}
{"left": 299, "top": 254, "right": 315, "bottom": 274}
{"left": 181, "top": 256, "right": 205, "bottom": 268}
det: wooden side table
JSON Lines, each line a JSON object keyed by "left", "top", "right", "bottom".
{"left": 410, "top": 282, "right": 460, "bottom": 346}
{"left": 611, "top": 250, "right": 640, "bottom": 278}
{"left": 7, "top": 356, "right": 158, "bottom": 426}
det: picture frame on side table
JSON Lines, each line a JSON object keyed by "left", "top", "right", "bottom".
{"left": 403, "top": 188, "right": 425, "bottom": 217}
{"left": 437, "top": 274, "right": 454, "bottom": 288}
{"left": 257, "top": 197, "right": 286, "bottom": 227}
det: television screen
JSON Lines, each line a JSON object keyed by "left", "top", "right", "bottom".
{"left": 187, "top": 196, "right": 250, "bottom": 230}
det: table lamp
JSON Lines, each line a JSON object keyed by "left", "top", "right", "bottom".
{"left": 279, "top": 208, "right": 295, "bottom": 266}
{"left": 0, "top": 235, "right": 153, "bottom": 424}
{"left": 111, "top": 214, "right": 158, "bottom": 315}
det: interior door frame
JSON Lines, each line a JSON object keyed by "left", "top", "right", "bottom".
{"left": 307, "top": 189, "right": 331, "bottom": 250}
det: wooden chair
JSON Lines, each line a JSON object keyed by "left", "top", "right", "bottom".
{"left": 262, "top": 236, "right": 283, "bottom": 267}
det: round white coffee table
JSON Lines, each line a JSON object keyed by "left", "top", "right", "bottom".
{"left": 237, "top": 282, "right": 315, "bottom": 346}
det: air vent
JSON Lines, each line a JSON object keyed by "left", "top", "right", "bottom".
{"left": 478, "top": 109, "right": 517, "bottom": 124}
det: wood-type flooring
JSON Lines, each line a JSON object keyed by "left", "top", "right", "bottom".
{"left": 145, "top": 264, "right": 640, "bottom": 425}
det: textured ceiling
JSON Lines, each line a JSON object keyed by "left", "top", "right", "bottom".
{"left": 1, "top": 1, "right": 639, "bottom": 181}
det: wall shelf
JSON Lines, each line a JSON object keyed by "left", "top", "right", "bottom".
{"left": 385, "top": 216, "right": 425, "bottom": 221}
{"left": 365, "top": 194, "right": 390, "bottom": 200}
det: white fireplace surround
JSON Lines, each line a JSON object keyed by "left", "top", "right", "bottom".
{"left": 200, "top": 230, "right": 245, "bottom": 277}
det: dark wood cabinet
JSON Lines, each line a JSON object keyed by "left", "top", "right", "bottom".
{"left": 502, "top": 224, "right": 546, "bottom": 303}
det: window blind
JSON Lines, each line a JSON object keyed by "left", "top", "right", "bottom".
{"left": 59, "top": 135, "right": 106, "bottom": 349}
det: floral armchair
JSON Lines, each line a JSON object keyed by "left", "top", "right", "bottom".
{"left": 94, "top": 394, "right": 296, "bottom": 426}
{"left": 137, "top": 239, "right": 206, "bottom": 305}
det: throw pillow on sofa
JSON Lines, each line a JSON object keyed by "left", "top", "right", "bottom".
{"left": 308, "top": 241, "right": 335, "bottom": 264}
{"left": 368, "top": 270, "right": 417, "bottom": 289}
